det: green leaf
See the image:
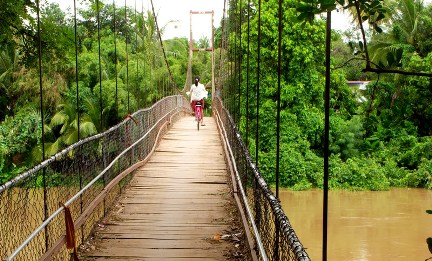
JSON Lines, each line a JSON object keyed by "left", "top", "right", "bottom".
{"left": 321, "top": 3, "right": 337, "bottom": 11}
{"left": 386, "top": 52, "right": 395, "bottom": 66}
{"left": 376, "top": 13, "right": 385, "bottom": 22}
{"left": 297, "top": 3, "right": 314, "bottom": 12}
{"left": 396, "top": 48, "right": 403, "bottom": 61}
{"left": 426, "top": 210, "right": 432, "bottom": 214}
{"left": 297, "top": 12, "right": 314, "bottom": 22}
{"left": 374, "top": 25, "right": 383, "bottom": 33}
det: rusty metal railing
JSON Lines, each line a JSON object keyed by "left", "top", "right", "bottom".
{"left": 213, "top": 97, "right": 310, "bottom": 261}
{"left": 1, "top": 95, "right": 190, "bottom": 261}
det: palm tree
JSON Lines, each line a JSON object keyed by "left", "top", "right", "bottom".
{"left": 389, "top": 0, "right": 424, "bottom": 47}
{"left": 44, "top": 98, "right": 98, "bottom": 156}
{"left": 368, "top": 0, "right": 425, "bottom": 67}
{"left": 0, "top": 43, "right": 20, "bottom": 119}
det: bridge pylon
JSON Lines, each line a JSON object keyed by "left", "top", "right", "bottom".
{"left": 184, "top": 10, "right": 215, "bottom": 104}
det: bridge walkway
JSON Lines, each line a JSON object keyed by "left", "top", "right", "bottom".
{"left": 79, "top": 116, "right": 247, "bottom": 261}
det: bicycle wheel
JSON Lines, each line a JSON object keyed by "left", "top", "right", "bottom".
{"left": 196, "top": 106, "right": 201, "bottom": 131}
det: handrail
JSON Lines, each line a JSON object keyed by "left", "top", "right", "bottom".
{"left": 213, "top": 96, "right": 311, "bottom": 261}
{"left": 0, "top": 96, "right": 175, "bottom": 193}
{"left": 1, "top": 95, "right": 190, "bottom": 261}
{"left": 4, "top": 107, "right": 177, "bottom": 260}
{"left": 214, "top": 107, "right": 268, "bottom": 261}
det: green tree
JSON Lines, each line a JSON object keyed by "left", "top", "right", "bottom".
{"left": 44, "top": 97, "right": 98, "bottom": 157}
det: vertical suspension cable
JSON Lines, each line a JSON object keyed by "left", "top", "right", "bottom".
{"left": 113, "top": 0, "right": 119, "bottom": 120}
{"left": 238, "top": 0, "right": 242, "bottom": 127}
{"left": 323, "top": 10, "right": 332, "bottom": 261}
{"left": 230, "top": 1, "right": 235, "bottom": 111}
{"left": 36, "top": 0, "right": 48, "bottom": 252}
{"left": 211, "top": 11, "right": 215, "bottom": 104}
{"left": 97, "top": 0, "right": 103, "bottom": 131}
{"left": 242, "top": 0, "right": 250, "bottom": 198}
{"left": 274, "top": 0, "right": 283, "bottom": 259}
{"left": 142, "top": 0, "right": 146, "bottom": 107}
{"left": 227, "top": 1, "right": 233, "bottom": 111}
{"left": 233, "top": 0, "right": 238, "bottom": 121}
{"left": 73, "top": 0, "right": 84, "bottom": 243}
{"left": 246, "top": 0, "right": 250, "bottom": 148}
{"left": 135, "top": 0, "right": 139, "bottom": 109}
{"left": 149, "top": 0, "right": 177, "bottom": 91}
{"left": 276, "top": 0, "right": 283, "bottom": 203}
{"left": 218, "top": 0, "right": 227, "bottom": 94}
{"left": 275, "top": 0, "right": 282, "bottom": 202}
{"left": 255, "top": 0, "right": 261, "bottom": 165}
{"left": 125, "top": 0, "right": 130, "bottom": 113}
{"left": 74, "top": 0, "right": 80, "bottom": 142}
{"left": 96, "top": 0, "right": 107, "bottom": 216}
{"left": 253, "top": 0, "right": 262, "bottom": 248}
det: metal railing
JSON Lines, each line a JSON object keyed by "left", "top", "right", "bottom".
{"left": 0, "top": 95, "right": 190, "bottom": 261}
{"left": 213, "top": 97, "right": 310, "bottom": 261}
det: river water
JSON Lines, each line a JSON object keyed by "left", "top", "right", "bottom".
{"left": 279, "top": 188, "right": 432, "bottom": 260}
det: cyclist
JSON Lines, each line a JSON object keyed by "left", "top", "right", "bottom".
{"left": 189, "top": 76, "right": 208, "bottom": 126}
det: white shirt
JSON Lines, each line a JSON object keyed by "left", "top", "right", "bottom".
{"left": 190, "top": 83, "right": 208, "bottom": 101}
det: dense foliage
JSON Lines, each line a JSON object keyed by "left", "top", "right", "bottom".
{"left": 225, "top": 0, "right": 432, "bottom": 190}
{"left": 1, "top": 0, "right": 432, "bottom": 191}
{"left": 0, "top": 0, "right": 214, "bottom": 183}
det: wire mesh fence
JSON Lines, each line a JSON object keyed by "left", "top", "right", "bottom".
{"left": 213, "top": 97, "right": 310, "bottom": 261}
{"left": 0, "top": 95, "right": 190, "bottom": 261}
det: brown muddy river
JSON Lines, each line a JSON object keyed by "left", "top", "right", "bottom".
{"left": 279, "top": 188, "right": 432, "bottom": 260}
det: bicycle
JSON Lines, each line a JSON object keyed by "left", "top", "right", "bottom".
{"left": 195, "top": 100, "right": 203, "bottom": 131}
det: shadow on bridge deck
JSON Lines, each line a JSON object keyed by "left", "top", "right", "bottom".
{"left": 79, "top": 116, "right": 250, "bottom": 261}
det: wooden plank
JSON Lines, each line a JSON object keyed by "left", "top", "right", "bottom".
{"left": 85, "top": 247, "right": 225, "bottom": 258}
{"left": 99, "top": 225, "right": 230, "bottom": 235}
{"left": 80, "top": 117, "right": 245, "bottom": 261}
{"left": 87, "top": 238, "right": 223, "bottom": 249}
{"left": 81, "top": 256, "right": 226, "bottom": 261}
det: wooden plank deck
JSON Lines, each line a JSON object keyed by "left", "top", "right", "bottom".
{"left": 79, "top": 116, "right": 248, "bottom": 261}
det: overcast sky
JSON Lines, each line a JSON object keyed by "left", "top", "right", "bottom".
{"left": 49, "top": 0, "right": 432, "bottom": 40}
{"left": 49, "top": 0, "right": 225, "bottom": 40}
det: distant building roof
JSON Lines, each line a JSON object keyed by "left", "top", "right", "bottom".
{"left": 347, "top": 81, "right": 371, "bottom": 84}
{"left": 347, "top": 81, "right": 370, "bottom": 90}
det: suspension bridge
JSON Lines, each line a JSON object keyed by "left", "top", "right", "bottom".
{"left": 0, "top": 0, "right": 336, "bottom": 260}
{"left": 0, "top": 95, "right": 310, "bottom": 260}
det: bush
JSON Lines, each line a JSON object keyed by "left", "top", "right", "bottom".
{"left": 382, "top": 159, "right": 411, "bottom": 187}
{"left": 398, "top": 136, "right": 432, "bottom": 169}
{"left": 404, "top": 158, "right": 432, "bottom": 188}
{"left": 329, "top": 156, "right": 390, "bottom": 190}
{"left": 330, "top": 115, "right": 365, "bottom": 160}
